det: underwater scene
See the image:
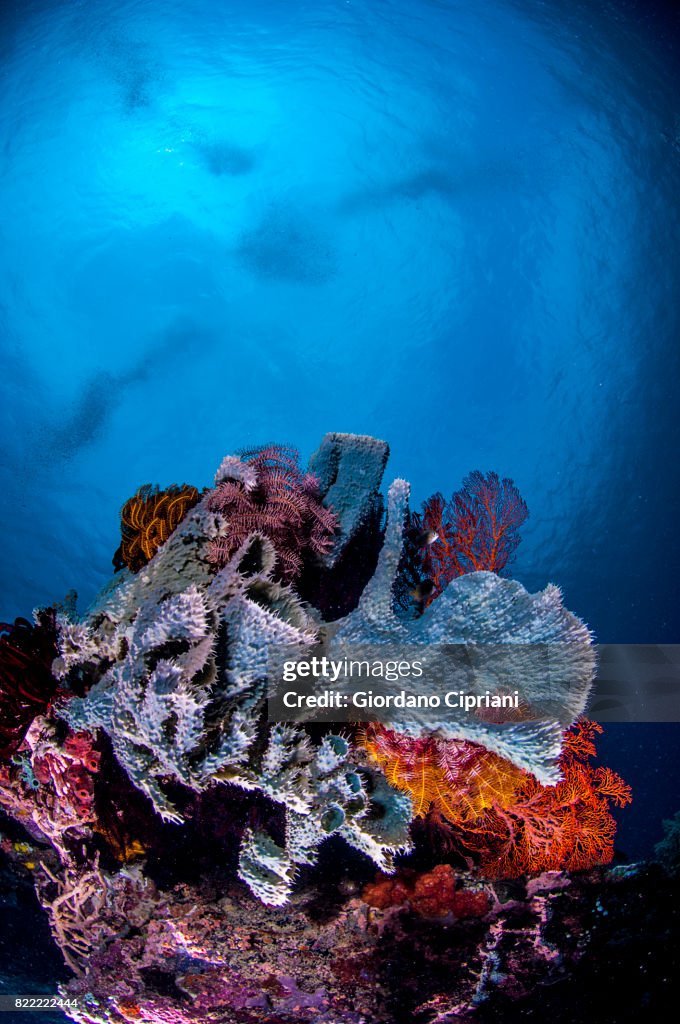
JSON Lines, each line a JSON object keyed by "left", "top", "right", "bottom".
{"left": 1, "top": 0, "right": 680, "bottom": 1021}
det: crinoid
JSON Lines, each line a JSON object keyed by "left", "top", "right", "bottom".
{"left": 360, "top": 724, "right": 528, "bottom": 825}
{"left": 419, "top": 470, "right": 529, "bottom": 602}
{"left": 114, "top": 483, "right": 201, "bottom": 572}
{"left": 0, "top": 611, "right": 60, "bottom": 760}
{"left": 207, "top": 444, "right": 338, "bottom": 584}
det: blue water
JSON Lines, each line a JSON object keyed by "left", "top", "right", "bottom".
{"left": 1, "top": 0, "right": 679, "bottom": 862}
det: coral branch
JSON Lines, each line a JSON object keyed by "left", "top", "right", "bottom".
{"left": 421, "top": 471, "right": 529, "bottom": 601}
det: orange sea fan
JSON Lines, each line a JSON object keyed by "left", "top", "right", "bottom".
{"left": 360, "top": 720, "right": 631, "bottom": 877}
{"left": 468, "top": 720, "right": 631, "bottom": 876}
{"left": 114, "top": 484, "right": 201, "bottom": 573}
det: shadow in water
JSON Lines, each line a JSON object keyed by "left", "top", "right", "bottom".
{"left": 237, "top": 204, "right": 337, "bottom": 284}
{"left": 337, "top": 158, "right": 525, "bottom": 214}
{"left": 89, "top": 31, "right": 165, "bottom": 113}
{"left": 196, "top": 139, "right": 258, "bottom": 177}
{"left": 33, "top": 319, "right": 217, "bottom": 463}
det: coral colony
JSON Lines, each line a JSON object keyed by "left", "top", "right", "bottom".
{"left": 0, "top": 434, "right": 638, "bottom": 1022}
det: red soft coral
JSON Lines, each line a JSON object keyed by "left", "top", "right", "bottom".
{"left": 421, "top": 470, "right": 529, "bottom": 602}
{"left": 207, "top": 445, "right": 337, "bottom": 584}
{"left": 362, "top": 864, "right": 490, "bottom": 919}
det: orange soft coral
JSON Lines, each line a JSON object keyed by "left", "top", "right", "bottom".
{"left": 114, "top": 484, "right": 201, "bottom": 573}
{"left": 360, "top": 721, "right": 631, "bottom": 877}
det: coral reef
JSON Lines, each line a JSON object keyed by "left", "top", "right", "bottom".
{"left": 114, "top": 484, "right": 201, "bottom": 573}
{"left": 3, "top": 858, "right": 669, "bottom": 1024}
{"left": 0, "top": 433, "right": 637, "bottom": 1024}
{"left": 462, "top": 721, "right": 631, "bottom": 876}
{"left": 233, "top": 729, "right": 412, "bottom": 906}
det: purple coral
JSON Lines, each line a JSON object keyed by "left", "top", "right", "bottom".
{"left": 207, "top": 445, "right": 338, "bottom": 583}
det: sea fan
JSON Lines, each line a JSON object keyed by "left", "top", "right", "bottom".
{"left": 0, "top": 611, "right": 60, "bottom": 760}
{"left": 458, "top": 721, "right": 632, "bottom": 876}
{"left": 114, "top": 483, "right": 202, "bottom": 573}
{"left": 207, "top": 445, "right": 338, "bottom": 584}
{"left": 420, "top": 470, "right": 529, "bottom": 602}
{"left": 362, "top": 721, "right": 631, "bottom": 877}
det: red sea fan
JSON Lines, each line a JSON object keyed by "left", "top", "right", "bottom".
{"left": 361, "top": 720, "right": 631, "bottom": 878}
{"left": 207, "top": 444, "right": 338, "bottom": 583}
{"left": 421, "top": 470, "right": 529, "bottom": 601}
{"left": 446, "top": 721, "right": 632, "bottom": 877}
{"left": 0, "top": 611, "right": 60, "bottom": 760}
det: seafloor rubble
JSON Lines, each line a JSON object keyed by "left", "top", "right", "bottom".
{"left": 2, "top": 432, "right": 665, "bottom": 1024}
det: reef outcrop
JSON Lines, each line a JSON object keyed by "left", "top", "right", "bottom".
{"left": 0, "top": 434, "right": 634, "bottom": 1023}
